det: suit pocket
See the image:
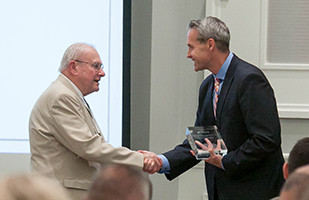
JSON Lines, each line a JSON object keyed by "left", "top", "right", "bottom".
{"left": 64, "top": 179, "right": 92, "bottom": 190}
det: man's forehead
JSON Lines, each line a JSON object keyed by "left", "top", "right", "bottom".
{"left": 188, "top": 29, "right": 199, "bottom": 39}
{"left": 81, "top": 47, "right": 100, "bottom": 59}
{"left": 187, "top": 29, "right": 200, "bottom": 45}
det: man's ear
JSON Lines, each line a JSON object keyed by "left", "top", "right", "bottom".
{"left": 68, "top": 60, "right": 78, "bottom": 76}
{"left": 207, "top": 38, "right": 216, "bottom": 51}
{"left": 283, "top": 162, "right": 289, "bottom": 180}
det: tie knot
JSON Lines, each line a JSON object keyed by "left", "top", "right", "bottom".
{"left": 215, "top": 77, "right": 221, "bottom": 83}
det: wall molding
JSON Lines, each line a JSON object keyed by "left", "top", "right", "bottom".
{"left": 260, "top": 0, "right": 309, "bottom": 71}
{"left": 262, "top": 63, "right": 309, "bottom": 71}
{"left": 278, "top": 103, "right": 309, "bottom": 119}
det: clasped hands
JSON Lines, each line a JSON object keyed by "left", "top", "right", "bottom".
{"left": 138, "top": 150, "right": 162, "bottom": 174}
{"left": 191, "top": 138, "right": 223, "bottom": 169}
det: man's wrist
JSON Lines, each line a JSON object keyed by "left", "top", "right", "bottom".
{"left": 157, "top": 155, "right": 171, "bottom": 173}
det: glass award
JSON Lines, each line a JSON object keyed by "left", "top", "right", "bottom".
{"left": 186, "top": 126, "right": 228, "bottom": 160}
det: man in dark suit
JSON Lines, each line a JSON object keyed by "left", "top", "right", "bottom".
{"left": 147, "top": 16, "right": 285, "bottom": 200}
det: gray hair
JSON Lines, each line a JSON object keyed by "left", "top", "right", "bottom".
{"left": 58, "top": 42, "right": 94, "bottom": 72}
{"left": 188, "top": 16, "right": 230, "bottom": 53}
{"left": 87, "top": 164, "right": 152, "bottom": 200}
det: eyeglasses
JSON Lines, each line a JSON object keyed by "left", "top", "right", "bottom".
{"left": 74, "top": 60, "right": 104, "bottom": 71}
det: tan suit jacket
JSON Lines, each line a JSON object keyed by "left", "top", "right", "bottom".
{"left": 29, "top": 74, "right": 143, "bottom": 200}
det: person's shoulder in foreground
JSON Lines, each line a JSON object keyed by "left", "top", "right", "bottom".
{"left": 0, "top": 173, "right": 70, "bottom": 200}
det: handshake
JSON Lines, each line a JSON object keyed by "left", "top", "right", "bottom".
{"left": 138, "top": 150, "right": 163, "bottom": 174}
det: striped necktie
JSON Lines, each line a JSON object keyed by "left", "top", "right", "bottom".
{"left": 213, "top": 77, "right": 221, "bottom": 118}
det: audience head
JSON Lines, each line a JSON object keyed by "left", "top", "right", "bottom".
{"left": 188, "top": 16, "right": 230, "bottom": 53}
{"left": 280, "top": 165, "right": 309, "bottom": 200}
{"left": 86, "top": 163, "right": 152, "bottom": 200}
{"left": 0, "top": 174, "right": 70, "bottom": 200}
{"left": 283, "top": 137, "right": 309, "bottom": 179}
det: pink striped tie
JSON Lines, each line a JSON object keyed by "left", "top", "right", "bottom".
{"left": 213, "top": 77, "right": 221, "bottom": 118}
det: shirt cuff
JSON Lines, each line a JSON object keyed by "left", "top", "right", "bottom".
{"left": 157, "top": 154, "right": 171, "bottom": 173}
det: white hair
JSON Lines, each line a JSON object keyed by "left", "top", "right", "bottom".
{"left": 58, "top": 42, "right": 95, "bottom": 72}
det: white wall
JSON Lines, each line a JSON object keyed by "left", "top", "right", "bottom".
{"left": 131, "top": 0, "right": 206, "bottom": 199}
{"left": 151, "top": 1, "right": 207, "bottom": 199}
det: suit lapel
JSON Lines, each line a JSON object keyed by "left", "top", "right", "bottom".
{"left": 216, "top": 55, "right": 239, "bottom": 124}
{"left": 202, "top": 76, "right": 216, "bottom": 124}
{"left": 57, "top": 74, "right": 102, "bottom": 137}
{"left": 195, "top": 75, "right": 216, "bottom": 126}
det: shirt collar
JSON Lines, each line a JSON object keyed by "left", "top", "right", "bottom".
{"left": 60, "top": 73, "right": 84, "bottom": 99}
{"left": 213, "top": 52, "right": 233, "bottom": 81}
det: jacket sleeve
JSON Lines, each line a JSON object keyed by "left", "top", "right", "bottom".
{"left": 163, "top": 139, "right": 201, "bottom": 180}
{"left": 50, "top": 93, "right": 143, "bottom": 168}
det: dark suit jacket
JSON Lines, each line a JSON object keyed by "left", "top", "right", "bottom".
{"left": 163, "top": 55, "right": 285, "bottom": 200}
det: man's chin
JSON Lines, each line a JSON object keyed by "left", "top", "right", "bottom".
{"left": 194, "top": 66, "right": 201, "bottom": 72}
{"left": 193, "top": 63, "right": 201, "bottom": 71}
{"left": 93, "top": 83, "right": 100, "bottom": 92}
{"left": 194, "top": 65, "right": 206, "bottom": 72}
{"left": 91, "top": 87, "right": 100, "bottom": 93}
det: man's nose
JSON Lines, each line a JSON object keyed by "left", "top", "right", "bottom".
{"left": 98, "top": 68, "right": 105, "bottom": 77}
{"left": 187, "top": 49, "right": 192, "bottom": 58}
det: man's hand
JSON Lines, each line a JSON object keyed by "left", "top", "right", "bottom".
{"left": 190, "top": 138, "right": 223, "bottom": 169}
{"left": 138, "top": 150, "right": 163, "bottom": 174}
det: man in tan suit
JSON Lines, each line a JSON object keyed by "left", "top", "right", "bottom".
{"left": 29, "top": 43, "right": 161, "bottom": 200}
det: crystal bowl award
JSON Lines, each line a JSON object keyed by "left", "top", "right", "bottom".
{"left": 186, "top": 126, "right": 228, "bottom": 160}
